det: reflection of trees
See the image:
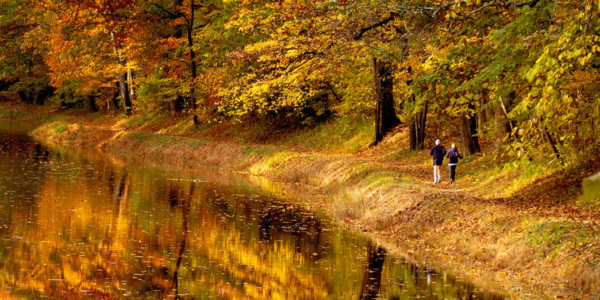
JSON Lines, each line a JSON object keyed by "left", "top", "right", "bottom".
{"left": 32, "top": 144, "right": 50, "bottom": 162}
{"left": 360, "top": 241, "right": 386, "bottom": 300}
{"left": 102, "top": 170, "right": 129, "bottom": 253}
{"left": 257, "top": 203, "right": 326, "bottom": 262}
{"left": 378, "top": 258, "right": 508, "bottom": 300}
{"left": 0, "top": 133, "right": 49, "bottom": 222}
{"left": 167, "top": 183, "right": 193, "bottom": 300}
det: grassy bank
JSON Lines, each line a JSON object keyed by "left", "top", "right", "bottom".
{"left": 2, "top": 102, "right": 600, "bottom": 299}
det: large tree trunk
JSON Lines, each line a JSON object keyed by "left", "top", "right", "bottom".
{"left": 373, "top": 58, "right": 400, "bottom": 145}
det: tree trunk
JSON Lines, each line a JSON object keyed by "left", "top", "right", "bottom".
{"left": 409, "top": 98, "right": 428, "bottom": 150}
{"left": 459, "top": 103, "right": 481, "bottom": 156}
{"left": 186, "top": 0, "right": 199, "bottom": 125}
{"left": 538, "top": 117, "right": 560, "bottom": 161}
{"left": 419, "top": 99, "right": 428, "bottom": 146}
{"left": 127, "top": 69, "right": 135, "bottom": 101}
{"left": 110, "top": 85, "right": 120, "bottom": 111}
{"left": 493, "top": 102, "right": 505, "bottom": 143}
{"left": 373, "top": 58, "right": 400, "bottom": 145}
{"left": 170, "top": 0, "right": 184, "bottom": 118}
{"left": 111, "top": 32, "right": 132, "bottom": 114}
{"left": 477, "top": 90, "right": 488, "bottom": 135}
{"left": 499, "top": 95, "right": 529, "bottom": 157}
{"left": 87, "top": 94, "right": 98, "bottom": 112}
{"left": 117, "top": 72, "right": 131, "bottom": 110}
{"left": 171, "top": 95, "right": 183, "bottom": 118}
{"left": 34, "top": 92, "right": 43, "bottom": 105}
{"left": 407, "top": 66, "right": 428, "bottom": 150}
{"left": 401, "top": 34, "right": 428, "bottom": 151}
{"left": 459, "top": 117, "right": 475, "bottom": 156}
{"left": 409, "top": 113, "right": 416, "bottom": 150}
{"left": 188, "top": 0, "right": 197, "bottom": 112}
{"left": 469, "top": 104, "right": 481, "bottom": 153}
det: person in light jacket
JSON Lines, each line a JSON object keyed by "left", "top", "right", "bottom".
{"left": 429, "top": 139, "right": 446, "bottom": 184}
{"left": 446, "top": 143, "right": 463, "bottom": 184}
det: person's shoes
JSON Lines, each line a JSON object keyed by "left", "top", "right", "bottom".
{"left": 450, "top": 179, "right": 454, "bottom": 184}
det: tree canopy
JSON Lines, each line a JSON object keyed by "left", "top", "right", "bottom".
{"left": 1, "top": 0, "right": 598, "bottom": 162}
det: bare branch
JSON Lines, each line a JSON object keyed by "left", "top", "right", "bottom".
{"left": 354, "top": 12, "right": 398, "bottom": 40}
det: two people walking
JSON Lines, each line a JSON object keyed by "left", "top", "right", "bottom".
{"left": 430, "top": 139, "right": 463, "bottom": 184}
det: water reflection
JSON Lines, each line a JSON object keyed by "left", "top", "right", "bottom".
{"left": 0, "top": 122, "right": 506, "bottom": 299}
{"left": 360, "top": 241, "right": 386, "bottom": 300}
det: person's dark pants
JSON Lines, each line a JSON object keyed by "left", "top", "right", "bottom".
{"left": 449, "top": 165, "right": 457, "bottom": 181}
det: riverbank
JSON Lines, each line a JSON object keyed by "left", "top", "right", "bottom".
{"left": 2, "top": 102, "right": 600, "bottom": 299}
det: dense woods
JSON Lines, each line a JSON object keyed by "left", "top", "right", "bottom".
{"left": 1, "top": 0, "right": 599, "bottom": 163}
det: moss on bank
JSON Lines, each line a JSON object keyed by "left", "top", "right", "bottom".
{"left": 2, "top": 102, "right": 600, "bottom": 299}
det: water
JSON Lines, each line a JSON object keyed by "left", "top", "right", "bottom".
{"left": 0, "top": 121, "right": 505, "bottom": 299}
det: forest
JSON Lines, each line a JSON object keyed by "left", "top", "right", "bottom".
{"left": 1, "top": 0, "right": 598, "bottom": 162}
{"left": 2, "top": 1, "right": 600, "bottom": 299}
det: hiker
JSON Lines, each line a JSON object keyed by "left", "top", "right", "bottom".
{"left": 446, "top": 143, "right": 463, "bottom": 184}
{"left": 429, "top": 139, "right": 446, "bottom": 184}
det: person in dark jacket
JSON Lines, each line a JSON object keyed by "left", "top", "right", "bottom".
{"left": 446, "top": 143, "right": 463, "bottom": 184}
{"left": 429, "top": 139, "right": 447, "bottom": 184}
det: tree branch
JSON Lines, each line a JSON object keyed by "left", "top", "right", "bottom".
{"left": 354, "top": 12, "right": 398, "bottom": 40}
{"left": 324, "top": 81, "right": 341, "bottom": 102}
{"left": 152, "top": 4, "right": 181, "bottom": 19}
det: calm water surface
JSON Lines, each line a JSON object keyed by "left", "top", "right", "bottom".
{"left": 0, "top": 122, "right": 505, "bottom": 299}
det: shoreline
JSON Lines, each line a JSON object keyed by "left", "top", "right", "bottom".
{"left": 2, "top": 103, "right": 600, "bottom": 299}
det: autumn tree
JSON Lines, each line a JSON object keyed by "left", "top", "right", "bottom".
{"left": 0, "top": 0, "right": 53, "bottom": 105}
{"left": 221, "top": 0, "right": 409, "bottom": 142}
{"left": 2, "top": 0, "right": 599, "bottom": 165}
